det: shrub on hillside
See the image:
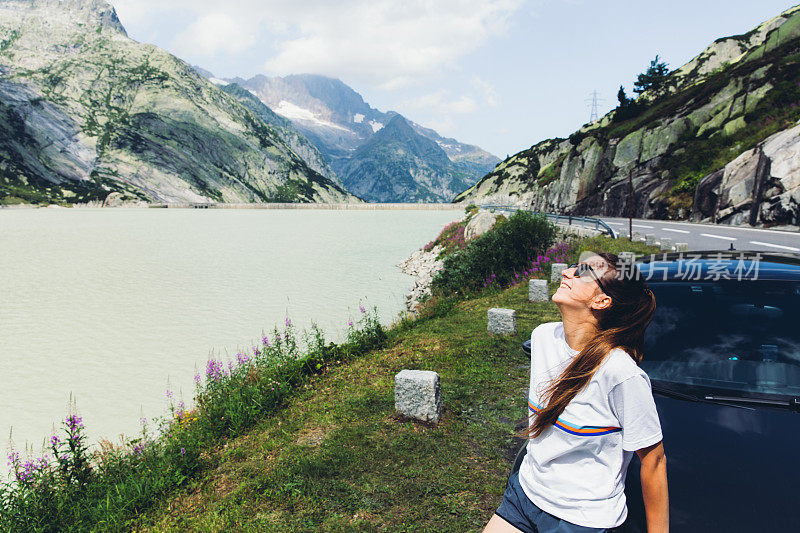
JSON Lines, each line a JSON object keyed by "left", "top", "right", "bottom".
{"left": 431, "top": 210, "right": 557, "bottom": 297}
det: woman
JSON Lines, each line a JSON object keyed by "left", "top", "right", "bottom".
{"left": 485, "top": 252, "right": 668, "bottom": 533}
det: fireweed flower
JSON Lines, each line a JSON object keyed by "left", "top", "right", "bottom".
{"left": 359, "top": 305, "right": 366, "bottom": 314}
{"left": 205, "top": 359, "right": 223, "bottom": 381}
{"left": 66, "top": 415, "right": 83, "bottom": 431}
{"left": 139, "top": 417, "right": 147, "bottom": 426}
{"left": 237, "top": 352, "right": 251, "bottom": 365}
{"left": 166, "top": 389, "right": 173, "bottom": 400}
{"left": 284, "top": 317, "right": 292, "bottom": 328}
{"left": 180, "top": 447, "right": 186, "bottom": 456}
{"left": 194, "top": 373, "right": 201, "bottom": 384}
{"left": 50, "top": 435, "right": 61, "bottom": 447}
{"left": 252, "top": 345, "right": 260, "bottom": 356}
{"left": 7, "top": 451, "right": 19, "bottom": 472}
{"left": 348, "top": 320, "right": 354, "bottom": 327}
{"left": 262, "top": 335, "right": 270, "bottom": 346}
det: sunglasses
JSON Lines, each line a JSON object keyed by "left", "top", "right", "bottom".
{"left": 567, "top": 263, "right": 609, "bottom": 295}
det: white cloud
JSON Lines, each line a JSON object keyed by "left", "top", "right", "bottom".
{"left": 472, "top": 77, "right": 500, "bottom": 107}
{"left": 266, "top": 0, "right": 522, "bottom": 88}
{"left": 402, "top": 90, "right": 478, "bottom": 115}
{"left": 396, "top": 89, "right": 480, "bottom": 137}
{"left": 172, "top": 12, "right": 257, "bottom": 57}
{"left": 110, "top": 0, "right": 523, "bottom": 88}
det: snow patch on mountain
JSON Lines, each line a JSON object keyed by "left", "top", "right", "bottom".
{"left": 353, "top": 113, "right": 365, "bottom": 123}
{"left": 274, "top": 101, "right": 350, "bottom": 132}
{"left": 437, "top": 141, "right": 462, "bottom": 153}
{"left": 369, "top": 120, "right": 384, "bottom": 133}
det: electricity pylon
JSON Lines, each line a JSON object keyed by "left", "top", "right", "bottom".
{"left": 585, "top": 90, "right": 604, "bottom": 123}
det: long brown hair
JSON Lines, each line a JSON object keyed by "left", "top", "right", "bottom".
{"left": 522, "top": 252, "right": 656, "bottom": 439}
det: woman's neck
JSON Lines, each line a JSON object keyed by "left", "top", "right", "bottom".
{"left": 562, "top": 314, "right": 599, "bottom": 353}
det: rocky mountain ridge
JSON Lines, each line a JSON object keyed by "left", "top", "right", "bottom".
{"left": 207, "top": 72, "right": 499, "bottom": 202}
{"left": 456, "top": 4, "right": 800, "bottom": 228}
{"left": 335, "top": 115, "right": 478, "bottom": 202}
{"left": 0, "top": 0, "right": 356, "bottom": 205}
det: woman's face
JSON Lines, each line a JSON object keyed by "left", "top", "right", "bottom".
{"left": 552, "top": 254, "right": 613, "bottom": 313}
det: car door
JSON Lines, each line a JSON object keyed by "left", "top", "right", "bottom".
{"left": 624, "top": 278, "right": 800, "bottom": 532}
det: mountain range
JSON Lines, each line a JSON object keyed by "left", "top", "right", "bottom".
{"left": 0, "top": 0, "right": 349, "bottom": 205}
{"left": 456, "top": 4, "right": 800, "bottom": 227}
{"left": 0, "top": 0, "right": 498, "bottom": 207}
{"left": 203, "top": 72, "right": 500, "bottom": 203}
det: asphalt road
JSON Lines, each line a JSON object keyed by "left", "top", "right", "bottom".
{"left": 599, "top": 216, "right": 800, "bottom": 253}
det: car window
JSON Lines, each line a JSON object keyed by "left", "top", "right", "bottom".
{"left": 642, "top": 280, "right": 800, "bottom": 399}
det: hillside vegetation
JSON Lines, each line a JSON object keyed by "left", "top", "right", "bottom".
{"left": 0, "top": 0, "right": 355, "bottom": 206}
{"left": 456, "top": 5, "right": 800, "bottom": 228}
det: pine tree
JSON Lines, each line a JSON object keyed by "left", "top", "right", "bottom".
{"left": 633, "top": 55, "right": 670, "bottom": 97}
{"left": 617, "top": 85, "right": 631, "bottom": 108}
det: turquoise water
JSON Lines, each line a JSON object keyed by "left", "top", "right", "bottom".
{"left": 0, "top": 208, "right": 460, "bottom": 453}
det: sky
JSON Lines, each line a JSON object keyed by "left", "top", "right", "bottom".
{"left": 110, "top": 0, "right": 798, "bottom": 158}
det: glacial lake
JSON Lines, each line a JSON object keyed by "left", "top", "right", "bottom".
{"left": 0, "top": 208, "right": 461, "bottom": 455}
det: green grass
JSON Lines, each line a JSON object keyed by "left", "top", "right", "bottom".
{"left": 132, "top": 236, "right": 661, "bottom": 532}
{"left": 136, "top": 276, "right": 561, "bottom": 532}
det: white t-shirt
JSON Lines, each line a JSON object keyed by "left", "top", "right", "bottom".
{"left": 518, "top": 322, "right": 663, "bottom": 529}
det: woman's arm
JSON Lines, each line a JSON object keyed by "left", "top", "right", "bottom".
{"left": 637, "top": 441, "right": 669, "bottom": 533}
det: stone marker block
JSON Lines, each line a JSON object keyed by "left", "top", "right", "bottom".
{"left": 488, "top": 308, "right": 517, "bottom": 335}
{"left": 529, "top": 279, "right": 548, "bottom": 302}
{"left": 660, "top": 237, "right": 672, "bottom": 250}
{"left": 645, "top": 233, "right": 656, "bottom": 246}
{"left": 550, "top": 262, "right": 568, "bottom": 283}
{"left": 395, "top": 370, "right": 442, "bottom": 423}
{"left": 676, "top": 242, "right": 689, "bottom": 252}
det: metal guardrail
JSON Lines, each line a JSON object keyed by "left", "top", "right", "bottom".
{"left": 479, "top": 205, "right": 618, "bottom": 239}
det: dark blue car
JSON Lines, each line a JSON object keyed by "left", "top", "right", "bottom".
{"left": 520, "top": 251, "right": 800, "bottom": 532}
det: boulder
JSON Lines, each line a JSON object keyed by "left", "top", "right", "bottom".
{"left": 464, "top": 210, "right": 499, "bottom": 240}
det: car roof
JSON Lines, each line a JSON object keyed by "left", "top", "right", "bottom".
{"left": 633, "top": 250, "right": 800, "bottom": 282}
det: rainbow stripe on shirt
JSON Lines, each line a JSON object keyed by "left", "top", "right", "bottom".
{"left": 528, "top": 399, "right": 622, "bottom": 436}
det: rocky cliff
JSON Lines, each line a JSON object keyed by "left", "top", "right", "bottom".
{"left": 219, "top": 82, "right": 342, "bottom": 186}
{"left": 456, "top": 4, "right": 800, "bottom": 227}
{"left": 0, "top": 0, "right": 356, "bottom": 205}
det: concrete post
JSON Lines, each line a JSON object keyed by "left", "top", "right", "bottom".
{"left": 529, "top": 279, "right": 548, "bottom": 302}
{"left": 488, "top": 308, "right": 517, "bottom": 335}
{"left": 550, "top": 262, "right": 568, "bottom": 283}
{"left": 395, "top": 370, "right": 442, "bottom": 423}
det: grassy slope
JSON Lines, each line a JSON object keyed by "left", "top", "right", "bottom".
{"left": 138, "top": 237, "right": 660, "bottom": 532}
